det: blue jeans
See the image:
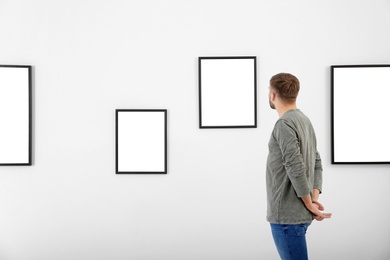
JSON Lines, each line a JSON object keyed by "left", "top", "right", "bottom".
{"left": 270, "top": 223, "right": 311, "bottom": 260}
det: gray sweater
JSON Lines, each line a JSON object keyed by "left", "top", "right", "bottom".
{"left": 266, "top": 109, "right": 323, "bottom": 224}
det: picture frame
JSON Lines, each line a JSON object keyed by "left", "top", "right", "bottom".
{"left": 331, "top": 64, "right": 390, "bottom": 164}
{"left": 0, "top": 65, "right": 32, "bottom": 165}
{"left": 116, "top": 109, "right": 167, "bottom": 174}
{"left": 198, "top": 56, "right": 257, "bottom": 128}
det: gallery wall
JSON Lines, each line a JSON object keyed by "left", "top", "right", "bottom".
{"left": 1, "top": 0, "right": 390, "bottom": 259}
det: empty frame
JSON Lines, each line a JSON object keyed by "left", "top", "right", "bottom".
{"left": 331, "top": 65, "right": 390, "bottom": 164}
{"left": 199, "top": 57, "right": 257, "bottom": 128}
{"left": 0, "top": 65, "right": 32, "bottom": 165}
{"left": 116, "top": 109, "right": 167, "bottom": 174}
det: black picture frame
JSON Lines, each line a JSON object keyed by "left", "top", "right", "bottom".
{"left": 331, "top": 64, "right": 390, "bottom": 164}
{"left": 198, "top": 56, "right": 257, "bottom": 128}
{"left": 116, "top": 109, "right": 167, "bottom": 174}
{"left": 0, "top": 65, "right": 32, "bottom": 166}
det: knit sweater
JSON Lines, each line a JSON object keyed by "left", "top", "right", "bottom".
{"left": 266, "top": 109, "right": 323, "bottom": 224}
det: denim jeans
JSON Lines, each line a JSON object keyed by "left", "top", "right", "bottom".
{"left": 270, "top": 223, "right": 311, "bottom": 260}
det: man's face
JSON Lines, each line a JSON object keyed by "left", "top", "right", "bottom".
{"left": 268, "top": 86, "right": 275, "bottom": 109}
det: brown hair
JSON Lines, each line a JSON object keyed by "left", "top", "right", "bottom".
{"left": 270, "top": 73, "right": 300, "bottom": 104}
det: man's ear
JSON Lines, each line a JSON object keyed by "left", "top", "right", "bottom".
{"left": 270, "top": 91, "right": 277, "bottom": 101}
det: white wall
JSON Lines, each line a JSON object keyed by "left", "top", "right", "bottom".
{"left": 1, "top": 0, "right": 390, "bottom": 259}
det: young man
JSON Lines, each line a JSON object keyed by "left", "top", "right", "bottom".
{"left": 266, "top": 73, "right": 332, "bottom": 260}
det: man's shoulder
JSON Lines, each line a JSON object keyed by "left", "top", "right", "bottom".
{"left": 283, "top": 109, "right": 311, "bottom": 123}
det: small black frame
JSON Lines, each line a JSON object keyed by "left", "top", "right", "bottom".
{"left": 198, "top": 56, "right": 257, "bottom": 128}
{"left": 116, "top": 109, "right": 167, "bottom": 174}
{"left": 0, "top": 65, "right": 32, "bottom": 166}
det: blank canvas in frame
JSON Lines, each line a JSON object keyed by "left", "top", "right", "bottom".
{"left": 0, "top": 65, "right": 32, "bottom": 165}
{"left": 331, "top": 65, "right": 390, "bottom": 164}
{"left": 199, "top": 57, "right": 257, "bottom": 128}
{"left": 116, "top": 110, "right": 167, "bottom": 174}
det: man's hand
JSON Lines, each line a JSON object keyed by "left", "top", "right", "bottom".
{"left": 311, "top": 201, "right": 329, "bottom": 221}
{"left": 306, "top": 202, "right": 332, "bottom": 219}
{"left": 301, "top": 195, "right": 332, "bottom": 220}
{"left": 306, "top": 202, "right": 332, "bottom": 221}
{"left": 313, "top": 214, "right": 326, "bottom": 221}
{"left": 312, "top": 201, "right": 324, "bottom": 211}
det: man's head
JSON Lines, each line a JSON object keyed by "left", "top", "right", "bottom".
{"left": 269, "top": 73, "right": 300, "bottom": 109}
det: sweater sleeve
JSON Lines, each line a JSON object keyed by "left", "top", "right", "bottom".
{"left": 274, "top": 120, "right": 311, "bottom": 197}
{"left": 314, "top": 150, "right": 323, "bottom": 193}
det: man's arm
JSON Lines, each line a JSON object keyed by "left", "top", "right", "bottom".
{"left": 275, "top": 120, "right": 311, "bottom": 197}
{"left": 312, "top": 188, "right": 321, "bottom": 203}
{"left": 312, "top": 151, "right": 327, "bottom": 219}
{"left": 313, "top": 151, "right": 323, "bottom": 195}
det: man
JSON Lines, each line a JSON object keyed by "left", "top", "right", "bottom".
{"left": 266, "top": 73, "right": 332, "bottom": 260}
